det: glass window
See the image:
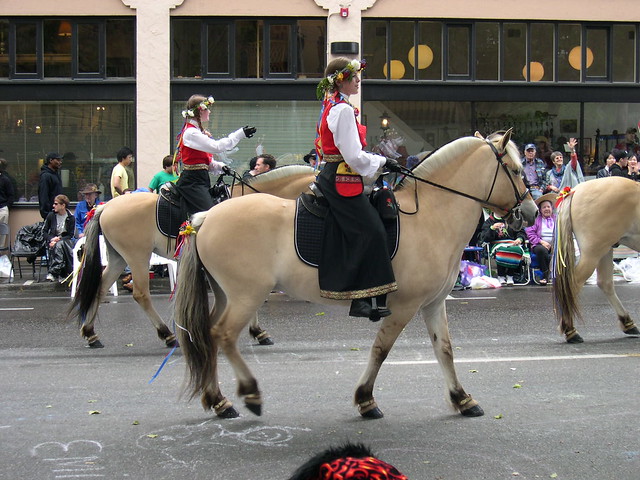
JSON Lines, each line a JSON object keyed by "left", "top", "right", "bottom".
{"left": 207, "top": 22, "right": 230, "bottom": 75}
{"left": 389, "top": 21, "right": 412, "bottom": 80}
{"left": 503, "top": 23, "right": 526, "bottom": 81}
{"left": 106, "top": 19, "right": 135, "bottom": 77}
{"left": 529, "top": 23, "right": 554, "bottom": 82}
{"left": 78, "top": 23, "right": 101, "bottom": 74}
{"left": 268, "top": 23, "right": 292, "bottom": 74}
{"left": 43, "top": 20, "right": 71, "bottom": 78}
{"left": 417, "top": 21, "right": 441, "bottom": 81}
{"left": 0, "top": 20, "right": 9, "bottom": 77}
{"left": 612, "top": 25, "right": 635, "bottom": 82}
{"left": 362, "top": 21, "right": 387, "bottom": 80}
{"left": 173, "top": 19, "right": 201, "bottom": 78}
{"left": 447, "top": 25, "right": 470, "bottom": 78}
{"left": 297, "top": 19, "right": 325, "bottom": 79}
{"left": 15, "top": 22, "right": 38, "bottom": 75}
{"left": 475, "top": 22, "right": 498, "bottom": 81}
{"left": 0, "top": 102, "right": 134, "bottom": 203}
{"left": 586, "top": 27, "right": 608, "bottom": 79}
{"left": 558, "top": 24, "right": 581, "bottom": 81}
{"left": 236, "top": 20, "right": 263, "bottom": 78}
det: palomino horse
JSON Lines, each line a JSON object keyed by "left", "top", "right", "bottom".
{"left": 69, "top": 165, "right": 316, "bottom": 348}
{"left": 174, "top": 130, "right": 538, "bottom": 419}
{"left": 553, "top": 176, "right": 640, "bottom": 343}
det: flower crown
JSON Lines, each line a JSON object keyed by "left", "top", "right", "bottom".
{"left": 181, "top": 96, "right": 215, "bottom": 118}
{"left": 316, "top": 59, "right": 367, "bottom": 100}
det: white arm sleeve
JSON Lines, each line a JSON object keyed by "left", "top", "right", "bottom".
{"left": 182, "top": 127, "right": 245, "bottom": 155}
{"left": 327, "top": 103, "right": 386, "bottom": 178}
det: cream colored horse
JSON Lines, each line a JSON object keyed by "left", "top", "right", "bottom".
{"left": 553, "top": 176, "right": 640, "bottom": 343}
{"left": 69, "top": 165, "right": 316, "bottom": 348}
{"left": 174, "top": 131, "right": 538, "bottom": 419}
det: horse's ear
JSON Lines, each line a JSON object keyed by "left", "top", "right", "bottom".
{"left": 474, "top": 131, "right": 484, "bottom": 140}
{"left": 499, "top": 128, "right": 513, "bottom": 151}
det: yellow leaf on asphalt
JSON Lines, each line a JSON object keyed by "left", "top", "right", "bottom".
{"left": 88, "top": 399, "right": 97, "bottom": 403}
{"left": 550, "top": 474, "right": 558, "bottom": 478}
{"left": 132, "top": 420, "right": 140, "bottom": 425}
{"left": 315, "top": 312, "right": 325, "bottom": 316}
{"left": 125, "top": 343, "right": 134, "bottom": 347}
{"left": 513, "top": 384, "right": 522, "bottom": 388}
{"left": 350, "top": 347, "right": 360, "bottom": 351}
{"left": 494, "top": 413, "right": 503, "bottom": 419}
{"left": 88, "top": 410, "right": 101, "bottom": 415}
{"left": 147, "top": 434, "right": 158, "bottom": 438}
{"left": 469, "top": 369, "right": 478, "bottom": 373}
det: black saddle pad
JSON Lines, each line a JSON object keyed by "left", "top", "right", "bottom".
{"left": 156, "top": 193, "right": 185, "bottom": 239}
{"left": 294, "top": 195, "right": 399, "bottom": 268}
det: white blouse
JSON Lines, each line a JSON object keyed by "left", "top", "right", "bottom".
{"left": 182, "top": 121, "right": 245, "bottom": 174}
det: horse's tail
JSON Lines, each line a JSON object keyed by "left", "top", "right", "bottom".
{"left": 174, "top": 232, "right": 213, "bottom": 401}
{"left": 68, "top": 208, "right": 104, "bottom": 324}
{"left": 553, "top": 194, "right": 581, "bottom": 333}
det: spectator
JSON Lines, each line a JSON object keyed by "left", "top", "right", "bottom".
{"left": 242, "top": 156, "right": 259, "bottom": 180}
{"left": 480, "top": 211, "right": 527, "bottom": 286}
{"left": 0, "top": 158, "right": 15, "bottom": 250}
{"left": 175, "top": 94, "right": 255, "bottom": 215}
{"left": 74, "top": 183, "right": 101, "bottom": 238}
{"left": 526, "top": 192, "right": 556, "bottom": 285}
{"left": 287, "top": 442, "right": 408, "bottom": 480}
{"left": 110, "top": 147, "right": 134, "bottom": 198}
{"left": 610, "top": 148, "right": 629, "bottom": 177}
{"left": 535, "top": 135, "right": 553, "bottom": 168}
{"left": 38, "top": 152, "right": 64, "bottom": 219}
{"left": 149, "top": 155, "right": 178, "bottom": 193}
{"left": 43, "top": 194, "right": 75, "bottom": 282}
{"left": 596, "top": 152, "right": 615, "bottom": 178}
{"left": 626, "top": 154, "right": 640, "bottom": 182}
{"left": 303, "top": 149, "right": 318, "bottom": 168}
{"left": 615, "top": 127, "right": 640, "bottom": 158}
{"left": 558, "top": 138, "right": 583, "bottom": 190}
{"left": 545, "top": 151, "right": 565, "bottom": 193}
{"left": 521, "top": 143, "right": 547, "bottom": 200}
{"left": 253, "top": 154, "right": 276, "bottom": 175}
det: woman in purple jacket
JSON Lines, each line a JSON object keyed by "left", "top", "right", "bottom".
{"left": 525, "top": 192, "right": 556, "bottom": 285}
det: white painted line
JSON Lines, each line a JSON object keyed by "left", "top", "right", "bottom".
{"left": 386, "top": 353, "right": 627, "bottom": 366}
{"left": 0, "top": 307, "right": 34, "bottom": 311}
{"left": 447, "top": 295, "right": 496, "bottom": 300}
{"left": 24, "top": 280, "right": 34, "bottom": 285}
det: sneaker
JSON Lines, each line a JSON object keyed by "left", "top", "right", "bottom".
{"left": 498, "top": 276, "right": 506, "bottom": 285}
{"left": 506, "top": 275, "right": 514, "bottom": 286}
{"left": 46, "top": 273, "right": 55, "bottom": 282}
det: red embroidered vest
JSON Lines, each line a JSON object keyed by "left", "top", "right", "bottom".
{"left": 316, "top": 94, "right": 367, "bottom": 160}
{"left": 180, "top": 124, "right": 212, "bottom": 166}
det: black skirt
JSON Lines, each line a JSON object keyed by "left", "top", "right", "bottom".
{"left": 317, "top": 162, "right": 397, "bottom": 300}
{"left": 176, "top": 169, "right": 213, "bottom": 216}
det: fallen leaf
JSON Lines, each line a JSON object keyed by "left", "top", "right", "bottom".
{"left": 132, "top": 420, "right": 140, "bottom": 425}
{"left": 315, "top": 312, "right": 325, "bottom": 316}
{"left": 350, "top": 347, "right": 360, "bottom": 351}
{"left": 88, "top": 399, "right": 97, "bottom": 403}
{"left": 125, "top": 343, "right": 134, "bottom": 347}
{"left": 146, "top": 434, "right": 158, "bottom": 438}
{"left": 550, "top": 474, "right": 558, "bottom": 478}
{"left": 469, "top": 369, "right": 478, "bottom": 373}
{"left": 494, "top": 413, "right": 503, "bottom": 419}
{"left": 45, "top": 405, "right": 52, "bottom": 408}
{"left": 88, "top": 410, "right": 101, "bottom": 415}
{"left": 513, "top": 384, "right": 522, "bottom": 389}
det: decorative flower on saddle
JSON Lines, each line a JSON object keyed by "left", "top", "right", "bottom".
{"left": 174, "top": 221, "right": 196, "bottom": 259}
{"left": 555, "top": 186, "right": 573, "bottom": 208}
{"left": 181, "top": 96, "right": 215, "bottom": 118}
{"left": 316, "top": 59, "right": 367, "bottom": 101}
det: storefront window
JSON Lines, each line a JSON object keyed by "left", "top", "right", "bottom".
{"left": 362, "top": 21, "right": 387, "bottom": 80}
{"left": 612, "top": 24, "right": 635, "bottom": 82}
{"left": 558, "top": 24, "right": 581, "bottom": 81}
{"left": 44, "top": 19, "right": 72, "bottom": 78}
{"left": 503, "top": 23, "right": 526, "bottom": 81}
{"left": 0, "top": 20, "right": 8, "bottom": 77}
{"left": 236, "top": 20, "right": 263, "bottom": 78}
{"left": 0, "top": 102, "right": 134, "bottom": 203}
{"left": 173, "top": 19, "right": 201, "bottom": 78}
{"left": 475, "top": 22, "right": 498, "bottom": 81}
{"left": 268, "top": 23, "right": 292, "bottom": 74}
{"left": 417, "top": 21, "right": 442, "bottom": 81}
{"left": 447, "top": 25, "right": 470, "bottom": 78}
{"left": 78, "top": 23, "right": 101, "bottom": 75}
{"left": 530, "top": 23, "right": 554, "bottom": 82}
{"left": 389, "top": 21, "right": 412, "bottom": 80}
{"left": 15, "top": 22, "right": 38, "bottom": 75}
{"left": 207, "top": 23, "right": 230, "bottom": 75}
{"left": 297, "top": 19, "right": 324, "bottom": 79}
{"left": 106, "top": 19, "right": 135, "bottom": 77}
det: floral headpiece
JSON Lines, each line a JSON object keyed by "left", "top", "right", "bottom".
{"left": 181, "top": 96, "right": 215, "bottom": 118}
{"left": 316, "top": 59, "right": 367, "bottom": 101}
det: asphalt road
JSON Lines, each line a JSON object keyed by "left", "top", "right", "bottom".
{"left": 1, "top": 282, "right": 639, "bottom": 480}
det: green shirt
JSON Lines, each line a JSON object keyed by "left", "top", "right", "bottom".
{"left": 149, "top": 170, "right": 178, "bottom": 193}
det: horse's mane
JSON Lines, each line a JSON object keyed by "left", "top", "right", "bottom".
{"left": 243, "top": 165, "right": 315, "bottom": 186}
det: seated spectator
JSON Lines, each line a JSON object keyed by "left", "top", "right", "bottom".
{"left": 149, "top": 155, "right": 178, "bottom": 193}
{"left": 480, "top": 211, "right": 527, "bottom": 286}
{"left": 610, "top": 148, "right": 629, "bottom": 176}
{"left": 74, "top": 183, "right": 101, "bottom": 238}
{"left": 287, "top": 442, "right": 408, "bottom": 480}
{"left": 526, "top": 192, "right": 556, "bottom": 285}
{"left": 626, "top": 154, "right": 640, "bottom": 181}
{"left": 596, "top": 152, "right": 615, "bottom": 178}
{"left": 43, "top": 194, "right": 76, "bottom": 282}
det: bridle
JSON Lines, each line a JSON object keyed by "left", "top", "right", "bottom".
{"left": 397, "top": 138, "right": 530, "bottom": 225}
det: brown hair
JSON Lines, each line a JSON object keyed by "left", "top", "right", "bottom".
{"left": 162, "top": 155, "right": 173, "bottom": 169}
{"left": 186, "top": 94, "right": 208, "bottom": 132}
{"left": 54, "top": 194, "right": 70, "bottom": 208}
{"left": 323, "top": 57, "right": 351, "bottom": 92}
{"left": 550, "top": 151, "right": 564, "bottom": 163}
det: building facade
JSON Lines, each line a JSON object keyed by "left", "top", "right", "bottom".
{"left": 2, "top": 0, "right": 640, "bottom": 228}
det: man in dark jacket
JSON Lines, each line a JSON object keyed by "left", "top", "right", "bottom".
{"left": 38, "top": 152, "right": 63, "bottom": 219}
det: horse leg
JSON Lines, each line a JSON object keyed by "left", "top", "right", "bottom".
{"left": 213, "top": 302, "right": 264, "bottom": 416}
{"left": 80, "top": 252, "right": 126, "bottom": 348}
{"left": 354, "top": 309, "right": 413, "bottom": 419}
{"left": 248, "top": 312, "right": 274, "bottom": 345}
{"left": 422, "top": 302, "right": 484, "bottom": 417}
{"left": 595, "top": 251, "right": 640, "bottom": 336}
{"left": 127, "top": 256, "right": 178, "bottom": 347}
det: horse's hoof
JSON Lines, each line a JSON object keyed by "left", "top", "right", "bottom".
{"left": 88, "top": 340, "right": 104, "bottom": 348}
{"left": 566, "top": 333, "right": 584, "bottom": 343}
{"left": 217, "top": 406, "right": 240, "bottom": 419}
{"left": 623, "top": 326, "right": 640, "bottom": 335}
{"left": 461, "top": 405, "right": 484, "bottom": 417}
{"left": 361, "top": 407, "right": 384, "bottom": 419}
{"left": 258, "top": 337, "right": 274, "bottom": 346}
{"left": 245, "top": 402, "right": 262, "bottom": 416}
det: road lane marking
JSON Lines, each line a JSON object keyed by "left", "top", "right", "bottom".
{"left": 0, "top": 307, "right": 34, "bottom": 311}
{"left": 386, "top": 353, "right": 629, "bottom": 365}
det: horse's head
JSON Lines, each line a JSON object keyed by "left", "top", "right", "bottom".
{"left": 478, "top": 129, "right": 538, "bottom": 229}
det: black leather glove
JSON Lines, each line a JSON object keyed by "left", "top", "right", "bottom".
{"left": 384, "top": 157, "right": 403, "bottom": 173}
{"left": 243, "top": 126, "right": 257, "bottom": 138}
{"left": 222, "top": 165, "right": 232, "bottom": 175}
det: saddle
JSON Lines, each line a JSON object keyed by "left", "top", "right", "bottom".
{"left": 294, "top": 185, "right": 400, "bottom": 268}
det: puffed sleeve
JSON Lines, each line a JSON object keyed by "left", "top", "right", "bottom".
{"left": 182, "top": 127, "right": 245, "bottom": 155}
{"left": 327, "top": 103, "right": 386, "bottom": 179}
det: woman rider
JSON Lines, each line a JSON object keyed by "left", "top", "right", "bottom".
{"left": 175, "top": 94, "right": 256, "bottom": 215}
{"left": 315, "top": 57, "right": 402, "bottom": 321}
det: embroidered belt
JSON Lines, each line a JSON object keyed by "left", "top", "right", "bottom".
{"left": 183, "top": 164, "right": 209, "bottom": 170}
{"left": 323, "top": 154, "right": 344, "bottom": 163}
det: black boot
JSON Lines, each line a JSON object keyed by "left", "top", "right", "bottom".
{"left": 370, "top": 294, "right": 392, "bottom": 322}
{"left": 349, "top": 298, "right": 372, "bottom": 318}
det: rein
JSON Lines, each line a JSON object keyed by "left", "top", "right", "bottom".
{"left": 397, "top": 139, "right": 529, "bottom": 223}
